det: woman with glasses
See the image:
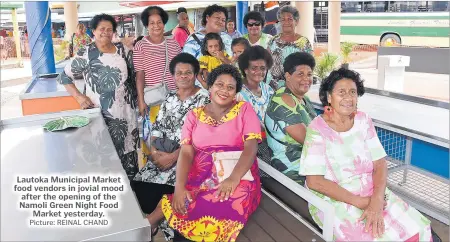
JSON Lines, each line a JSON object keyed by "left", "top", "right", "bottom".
{"left": 242, "top": 11, "right": 273, "bottom": 49}
{"left": 266, "top": 5, "right": 313, "bottom": 90}
{"left": 182, "top": 4, "right": 232, "bottom": 59}
{"left": 264, "top": 52, "right": 317, "bottom": 186}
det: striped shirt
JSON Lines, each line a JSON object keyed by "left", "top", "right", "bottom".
{"left": 133, "top": 37, "right": 181, "bottom": 90}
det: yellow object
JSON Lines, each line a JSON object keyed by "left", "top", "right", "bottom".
{"left": 199, "top": 53, "right": 231, "bottom": 72}
{"left": 11, "top": 8, "right": 23, "bottom": 67}
{"left": 139, "top": 104, "right": 161, "bottom": 167}
{"left": 149, "top": 105, "right": 160, "bottom": 123}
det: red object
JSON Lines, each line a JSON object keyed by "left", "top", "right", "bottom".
{"left": 405, "top": 233, "right": 420, "bottom": 242}
{"left": 261, "top": 131, "right": 266, "bottom": 140}
{"left": 324, "top": 105, "right": 333, "bottom": 116}
{"left": 119, "top": 1, "right": 183, "bottom": 7}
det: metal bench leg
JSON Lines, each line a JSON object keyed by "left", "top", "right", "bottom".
{"left": 400, "top": 137, "right": 413, "bottom": 186}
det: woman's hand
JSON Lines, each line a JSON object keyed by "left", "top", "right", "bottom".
{"left": 230, "top": 55, "right": 238, "bottom": 65}
{"left": 215, "top": 176, "right": 240, "bottom": 202}
{"left": 138, "top": 101, "right": 148, "bottom": 118}
{"left": 153, "top": 151, "right": 176, "bottom": 171}
{"left": 172, "top": 186, "right": 192, "bottom": 215}
{"left": 75, "top": 94, "right": 95, "bottom": 109}
{"left": 359, "top": 196, "right": 385, "bottom": 238}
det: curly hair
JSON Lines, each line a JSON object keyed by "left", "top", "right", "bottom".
{"left": 243, "top": 11, "right": 265, "bottom": 27}
{"left": 90, "top": 14, "right": 117, "bottom": 32}
{"left": 283, "top": 52, "right": 316, "bottom": 75}
{"left": 202, "top": 4, "right": 229, "bottom": 26}
{"left": 277, "top": 5, "right": 300, "bottom": 21}
{"left": 207, "top": 64, "right": 243, "bottom": 93}
{"left": 169, "top": 53, "right": 200, "bottom": 76}
{"left": 238, "top": 45, "right": 273, "bottom": 78}
{"left": 201, "top": 33, "right": 225, "bottom": 56}
{"left": 141, "top": 6, "right": 169, "bottom": 27}
{"left": 319, "top": 67, "right": 366, "bottom": 106}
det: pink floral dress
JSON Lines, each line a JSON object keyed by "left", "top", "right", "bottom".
{"left": 299, "top": 111, "right": 432, "bottom": 241}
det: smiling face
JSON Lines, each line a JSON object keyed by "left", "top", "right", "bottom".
{"left": 206, "top": 11, "right": 226, "bottom": 33}
{"left": 93, "top": 20, "right": 114, "bottom": 44}
{"left": 245, "top": 59, "right": 267, "bottom": 85}
{"left": 147, "top": 14, "right": 164, "bottom": 37}
{"left": 209, "top": 74, "right": 237, "bottom": 106}
{"left": 174, "top": 63, "right": 195, "bottom": 90}
{"left": 279, "top": 12, "right": 298, "bottom": 34}
{"left": 246, "top": 19, "right": 262, "bottom": 36}
{"left": 328, "top": 78, "right": 358, "bottom": 116}
{"left": 285, "top": 65, "right": 313, "bottom": 96}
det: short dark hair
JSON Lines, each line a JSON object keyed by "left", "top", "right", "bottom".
{"left": 201, "top": 32, "right": 225, "bottom": 56}
{"left": 141, "top": 6, "right": 169, "bottom": 27}
{"left": 283, "top": 52, "right": 316, "bottom": 75}
{"left": 319, "top": 67, "right": 366, "bottom": 106}
{"left": 169, "top": 53, "right": 200, "bottom": 76}
{"left": 90, "top": 14, "right": 117, "bottom": 33}
{"left": 238, "top": 45, "right": 273, "bottom": 78}
{"left": 243, "top": 11, "right": 265, "bottom": 27}
{"left": 177, "top": 7, "right": 187, "bottom": 14}
{"left": 207, "top": 64, "right": 243, "bottom": 93}
{"left": 202, "top": 4, "right": 228, "bottom": 26}
{"left": 231, "top": 37, "right": 251, "bottom": 49}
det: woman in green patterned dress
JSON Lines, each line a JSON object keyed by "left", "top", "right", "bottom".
{"left": 266, "top": 5, "right": 313, "bottom": 90}
{"left": 58, "top": 14, "right": 138, "bottom": 181}
{"left": 264, "top": 52, "right": 317, "bottom": 185}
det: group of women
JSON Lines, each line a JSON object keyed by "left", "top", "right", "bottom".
{"left": 57, "top": 3, "right": 436, "bottom": 242}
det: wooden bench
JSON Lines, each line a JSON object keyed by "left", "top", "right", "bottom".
{"left": 238, "top": 190, "right": 324, "bottom": 242}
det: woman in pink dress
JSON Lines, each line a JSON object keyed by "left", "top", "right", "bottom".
{"left": 299, "top": 68, "right": 437, "bottom": 241}
{"left": 145, "top": 64, "right": 262, "bottom": 241}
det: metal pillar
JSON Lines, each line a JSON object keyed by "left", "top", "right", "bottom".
{"left": 236, "top": 1, "right": 249, "bottom": 35}
{"left": 11, "top": 8, "right": 23, "bottom": 67}
{"left": 24, "top": 1, "right": 56, "bottom": 75}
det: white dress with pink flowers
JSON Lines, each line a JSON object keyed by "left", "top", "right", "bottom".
{"left": 299, "top": 111, "right": 432, "bottom": 241}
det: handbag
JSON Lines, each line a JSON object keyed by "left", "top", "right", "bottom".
{"left": 212, "top": 151, "right": 254, "bottom": 183}
{"left": 143, "top": 37, "right": 169, "bottom": 106}
{"left": 152, "top": 137, "right": 180, "bottom": 153}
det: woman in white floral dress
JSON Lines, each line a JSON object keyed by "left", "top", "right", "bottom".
{"left": 299, "top": 68, "right": 434, "bottom": 241}
{"left": 58, "top": 14, "right": 138, "bottom": 181}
